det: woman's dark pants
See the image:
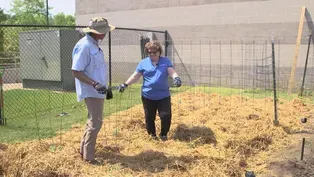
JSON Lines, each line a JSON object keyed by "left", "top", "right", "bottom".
{"left": 141, "top": 96, "right": 172, "bottom": 137}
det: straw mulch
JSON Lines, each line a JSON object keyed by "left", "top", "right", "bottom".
{"left": 0, "top": 91, "right": 311, "bottom": 177}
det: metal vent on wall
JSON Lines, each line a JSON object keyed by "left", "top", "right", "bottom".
{"left": 140, "top": 32, "right": 157, "bottom": 59}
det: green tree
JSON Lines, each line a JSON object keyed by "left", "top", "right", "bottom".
{"left": 52, "top": 13, "right": 75, "bottom": 26}
{"left": 2, "top": 0, "right": 76, "bottom": 58}
{"left": 8, "top": 0, "right": 52, "bottom": 25}
{"left": 3, "top": 0, "right": 53, "bottom": 54}
{"left": 0, "top": 8, "right": 8, "bottom": 53}
{"left": 0, "top": 8, "right": 8, "bottom": 23}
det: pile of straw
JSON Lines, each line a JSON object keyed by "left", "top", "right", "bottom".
{"left": 0, "top": 91, "right": 311, "bottom": 177}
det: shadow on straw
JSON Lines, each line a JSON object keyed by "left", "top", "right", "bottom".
{"left": 172, "top": 124, "right": 217, "bottom": 146}
{"left": 97, "top": 147, "right": 201, "bottom": 173}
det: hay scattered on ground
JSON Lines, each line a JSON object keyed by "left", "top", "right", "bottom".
{"left": 0, "top": 91, "right": 312, "bottom": 177}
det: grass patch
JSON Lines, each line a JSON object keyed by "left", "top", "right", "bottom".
{"left": 1, "top": 84, "right": 311, "bottom": 143}
{"left": 190, "top": 86, "right": 314, "bottom": 102}
{"left": 0, "top": 84, "right": 185, "bottom": 143}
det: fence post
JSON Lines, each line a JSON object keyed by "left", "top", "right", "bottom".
{"left": 271, "top": 34, "right": 279, "bottom": 126}
{"left": 301, "top": 137, "right": 305, "bottom": 160}
{"left": 0, "top": 66, "right": 5, "bottom": 125}
{"left": 108, "top": 31, "right": 112, "bottom": 87}
{"left": 300, "top": 32, "right": 312, "bottom": 96}
{"left": 165, "top": 30, "right": 168, "bottom": 57}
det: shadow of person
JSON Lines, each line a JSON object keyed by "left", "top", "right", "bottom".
{"left": 96, "top": 146, "right": 200, "bottom": 173}
{"left": 172, "top": 124, "right": 217, "bottom": 146}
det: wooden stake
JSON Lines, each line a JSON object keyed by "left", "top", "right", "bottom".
{"left": 287, "top": 6, "right": 306, "bottom": 94}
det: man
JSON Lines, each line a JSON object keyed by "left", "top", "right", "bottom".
{"left": 71, "top": 17, "right": 115, "bottom": 164}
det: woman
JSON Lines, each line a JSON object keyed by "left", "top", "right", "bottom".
{"left": 118, "top": 41, "right": 182, "bottom": 141}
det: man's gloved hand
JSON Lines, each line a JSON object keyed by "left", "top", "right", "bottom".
{"left": 118, "top": 83, "right": 128, "bottom": 93}
{"left": 93, "top": 82, "right": 108, "bottom": 94}
{"left": 106, "top": 87, "right": 113, "bottom": 100}
{"left": 173, "top": 77, "right": 182, "bottom": 87}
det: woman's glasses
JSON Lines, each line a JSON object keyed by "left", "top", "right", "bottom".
{"left": 148, "top": 51, "right": 158, "bottom": 55}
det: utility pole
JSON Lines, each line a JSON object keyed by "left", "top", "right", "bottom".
{"left": 46, "top": 0, "right": 49, "bottom": 25}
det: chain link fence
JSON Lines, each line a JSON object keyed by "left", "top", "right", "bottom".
{"left": 0, "top": 24, "right": 167, "bottom": 142}
{"left": 0, "top": 24, "right": 313, "bottom": 143}
{"left": 1, "top": 22, "right": 314, "bottom": 177}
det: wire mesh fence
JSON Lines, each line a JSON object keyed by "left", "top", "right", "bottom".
{"left": 0, "top": 24, "right": 313, "bottom": 141}
{"left": 0, "top": 25, "right": 84, "bottom": 142}
{"left": 0, "top": 24, "right": 167, "bottom": 142}
{"left": 169, "top": 36, "right": 314, "bottom": 91}
{"left": 1, "top": 24, "right": 314, "bottom": 176}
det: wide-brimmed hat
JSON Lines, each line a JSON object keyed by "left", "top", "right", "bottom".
{"left": 82, "top": 17, "right": 115, "bottom": 34}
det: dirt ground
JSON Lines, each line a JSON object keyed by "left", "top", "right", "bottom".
{"left": 0, "top": 91, "right": 313, "bottom": 177}
{"left": 3, "top": 83, "right": 23, "bottom": 91}
{"left": 259, "top": 117, "right": 314, "bottom": 177}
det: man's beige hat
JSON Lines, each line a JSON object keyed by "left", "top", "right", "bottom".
{"left": 82, "top": 17, "right": 115, "bottom": 34}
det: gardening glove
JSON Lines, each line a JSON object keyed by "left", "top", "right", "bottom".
{"left": 173, "top": 77, "right": 182, "bottom": 87}
{"left": 106, "top": 87, "right": 113, "bottom": 100}
{"left": 93, "top": 82, "right": 108, "bottom": 94}
{"left": 118, "top": 83, "right": 128, "bottom": 93}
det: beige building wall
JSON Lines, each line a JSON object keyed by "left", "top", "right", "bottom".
{"left": 76, "top": 0, "right": 314, "bottom": 91}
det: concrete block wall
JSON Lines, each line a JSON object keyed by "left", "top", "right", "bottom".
{"left": 76, "top": 0, "right": 314, "bottom": 92}
{"left": 76, "top": 0, "right": 271, "bottom": 15}
{"left": 76, "top": 0, "right": 313, "bottom": 41}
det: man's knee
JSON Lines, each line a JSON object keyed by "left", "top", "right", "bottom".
{"left": 86, "top": 126, "right": 102, "bottom": 139}
{"left": 87, "top": 120, "right": 103, "bottom": 132}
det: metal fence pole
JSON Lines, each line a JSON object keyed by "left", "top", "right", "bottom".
{"left": 301, "top": 137, "right": 305, "bottom": 160}
{"left": 109, "top": 31, "right": 112, "bottom": 87}
{"left": 272, "top": 34, "right": 279, "bottom": 126}
{"left": 300, "top": 32, "right": 312, "bottom": 96}
{"left": 165, "top": 30, "right": 168, "bottom": 57}
{"left": 0, "top": 66, "right": 5, "bottom": 125}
